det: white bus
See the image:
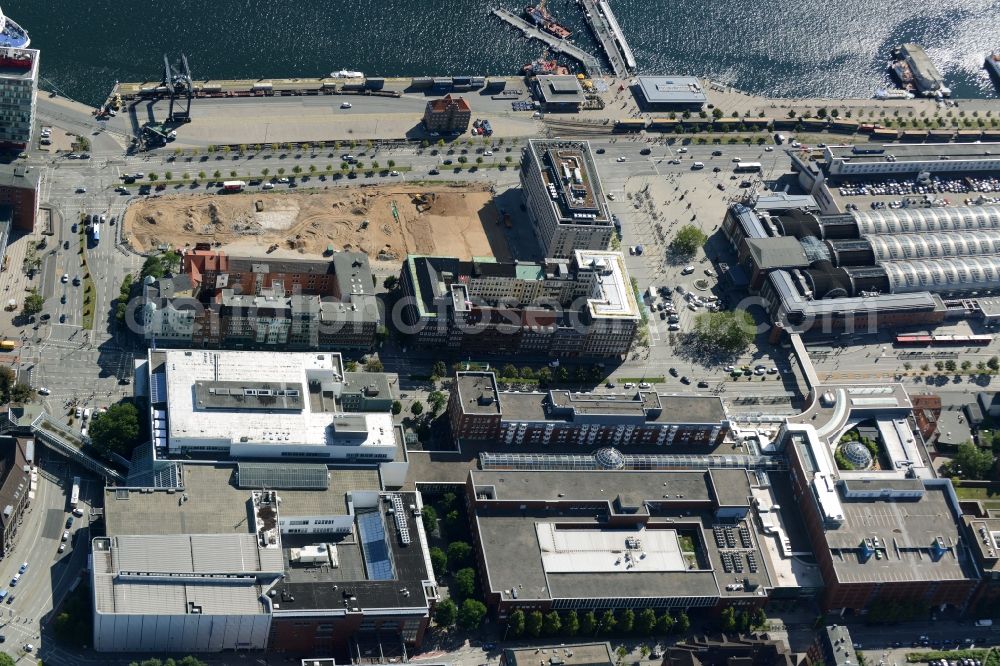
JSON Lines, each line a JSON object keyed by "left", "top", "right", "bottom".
{"left": 734, "top": 161, "right": 762, "bottom": 173}
{"left": 70, "top": 476, "right": 80, "bottom": 508}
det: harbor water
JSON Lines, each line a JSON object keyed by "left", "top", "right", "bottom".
{"left": 6, "top": 0, "right": 1000, "bottom": 105}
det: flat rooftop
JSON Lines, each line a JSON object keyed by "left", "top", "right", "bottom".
{"left": 826, "top": 143, "right": 1000, "bottom": 164}
{"left": 156, "top": 349, "right": 396, "bottom": 451}
{"left": 471, "top": 471, "right": 769, "bottom": 602}
{"left": 455, "top": 372, "right": 501, "bottom": 416}
{"left": 824, "top": 481, "right": 978, "bottom": 585}
{"left": 503, "top": 643, "right": 614, "bottom": 666}
{"left": 104, "top": 464, "right": 382, "bottom": 536}
{"left": 576, "top": 250, "right": 640, "bottom": 320}
{"left": 497, "top": 390, "right": 726, "bottom": 426}
{"left": 535, "top": 75, "right": 586, "bottom": 105}
{"left": 528, "top": 140, "right": 612, "bottom": 226}
{"left": 636, "top": 76, "right": 706, "bottom": 105}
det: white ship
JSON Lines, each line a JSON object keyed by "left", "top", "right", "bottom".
{"left": 874, "top": 88, "right": 914, "bottom": 100}
{"left": 330, "top": 69, "right": 364, "bottom": 79}
{"left": 0, "top": 6, "right": 30, "bottom": 49}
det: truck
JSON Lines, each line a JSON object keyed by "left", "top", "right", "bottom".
{"left": 222, "top": 180, "right": 246, "bottom": 192}
{"left": 70, "top": 476, "right": 80, "bottom": 509}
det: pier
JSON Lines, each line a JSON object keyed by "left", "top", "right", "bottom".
{"left": 491, "top": 7, "right": 604, "bottom": 76}
{"left": 577, "top": 0, "right": 636, "bottom": 78}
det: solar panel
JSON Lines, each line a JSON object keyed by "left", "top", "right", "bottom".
{"left": 357, "top": 511, "right": 394, "bottom": 581}
{"left": 150, "top": 373, "right": 168, "bottom": 404}
{"left": 237, "top": 463, "right": 329, "bottom": 490}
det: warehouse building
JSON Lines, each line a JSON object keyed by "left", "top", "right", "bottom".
{"left": 96, "top": 464, "right": 437, "bottom": 656}
{"left": 521, "top": 140, "right": 615, "bottom": 258}
{"left": 467, "top": 468, "right": 773, "bottom": 617}
{"left": 531, "top": 75, "right": 586, "bottom": 113}
{"left": 722, "top": 203, "right": 1000, "bottom": 335}
{"left": 400, "top": 250, "right": 639, "bottom": 359}
{"left": 138, "top": 350, "right": 407, "bottom": 485}
{"left": 448, "top": 371, "right": 729, "bottom": 447}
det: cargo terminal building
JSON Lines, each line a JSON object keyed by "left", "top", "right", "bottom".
{"left": 448, "top": 371, "right": 729, "bottom": 447}
{"left": 722, "top": 202, "right": 1000, "bottom": 335}
{"left": 95, "top": 463, "right": 437, "bottom": 656}
{"left": 466, "top": 468, "right": 773, "bottom": 617}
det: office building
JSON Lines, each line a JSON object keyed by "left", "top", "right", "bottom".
{"left": 0, "top": 436, "right": 30, "bottom": 558}
{"left": 821, "top": 143, "right": 1000, "bottom": 177}
{"left": 400, "top": 250, "right": 639, "bottom": 358}
{"left": 663, "top": 634, "right": 802, "bottom": 666}
{"left": 0, "top": 46, "right": 36, "bottom": 148}
{"left": 95, "top": 464, "right": 437, "bottom": 656}
{"left": 466, "top": 468, "right": 773, "bottom": 618}
{"left": 781, "top": 382, "right": 979, "bottom": 611}
{"left": 448, "top": 371, "right": 728, "bottom": 447}
{"left": 634, "top": 76, "right": 706, "bottom": 110}
{"left": 422, "top": 94, "right": 471, "bottom": 134}
{"left": 0, "top": 163, "right": 37, "bottom": 232}
{"left": 138, "top": 349, "right": 407, "bottom": 485}
{"left": 806, "top": 625, "right": 858, "bottom": 666}
{"left": 142, "top": 250, "right": 379, "bottom": 350}
{"left": 521, "top": 140, "right": 614, "bottom": 258}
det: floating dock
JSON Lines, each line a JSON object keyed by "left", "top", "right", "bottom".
{"left": 491, "top": 7, "right": 603, "bottom": 76}
{"left": 577, "top": 0, "right": 635, "bottom": 78}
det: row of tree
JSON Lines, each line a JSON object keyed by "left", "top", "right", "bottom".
{"left": 0, "top": 365, "right": 33, "bottom": 405}
{"left": 128, "top": 658, "right": 207, "bottom": 666}
{"left": 507, "top": 607, "right": 691, "bottom": 638}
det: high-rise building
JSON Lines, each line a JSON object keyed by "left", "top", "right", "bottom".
{"left": 0, "top": 46, "right": 37, "bottom": 149}
{"left": 520, "top": 140, "right": 614, "bottom": 259}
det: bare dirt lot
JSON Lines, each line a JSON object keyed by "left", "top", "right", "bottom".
{"left": 122, "top": 184, "right": 511, "bottom": 262}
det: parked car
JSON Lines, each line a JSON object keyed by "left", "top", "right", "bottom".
{"left": 681, "top": 265, "right": 695, "bottom": 275}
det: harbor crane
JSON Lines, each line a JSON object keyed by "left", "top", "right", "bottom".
{"left": 162, "top": 53, "right": 193, "bottom": 123}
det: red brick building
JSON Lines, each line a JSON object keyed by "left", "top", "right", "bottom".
{"left": 0, "top": 165, "right": 38, "bottom": 232}
{"left": 422, "top": 95, "right": 471, "bottom": 133}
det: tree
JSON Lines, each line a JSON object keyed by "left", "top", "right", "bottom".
{"left": 10, "top": 383, "right": 32, "bottom": 404}
{"left": 989, "top": 356, "right": 1000, "bottom": 371}
{"left": 88, "top": 402, "right": 141, "bottom": 456}
{"left": 410, "top": 400, "right": 424, "bottom": 417}
{"left": 655, "top": 611, "right": 675, "bottom": 634}
{"left": 391, "top": 400, "right": 403, "bottom": 416}
{"left": 0, "top": 365, "right": 14, "bottom": 402}
{"left": 953, "top": 441, "right": 994, "bottom": 480}
{"left": 164, "top": 171, "right": 173, "bottom": 180}
{"left": 580, "top": 610, "right": 597, "bottom": 635}
{"left": 712, "top": 107, "right": 724, "bottom": 119}
{"left": 691, "top": 310, "right": 756, "bottom": 355}
{"left": 383, "top": 275, "right": 399, "bottom": 291}
{"left": 599, "top": 609, "right": 617, "bottom": 634}
{"left": 431, "top": 360, "right": 447, "bottom": 379}
{"left": 422, "top": 505, "right": 438, "bottom": 534}
{"left": 636, "top": 608, "right": 657, "bottom": 634}
{"left": 429, "top": 546, "right": 446, "bottom": 575}
{"left": 670, "top": 224, "right": 708, "bottom": 257}
{"left": 428, "top": 390, "right": 447, "bottom": 415}
{"left": 564, "top": 609, "right": 580, "bottom": 636}
{"left": 527, "top": 610, "right": 544, "bottom": 637}
{"left": 618, "top": 608, "right": 634, "bottom": 633}
{"left": 0, "top": 653, "right": 12, "bottom": 666}
{"left": 945, "top": 359, "right": 957, "bottom": 372}
{"left": 676, "top": 611, "right": 690, "bottom": 633}
{"left": 434, "top": 598, "right": 457, "bottom": 627}
{"left": 364, "top": 357, "right": 384, "bottom": 372}
{"left": 457, "top": 599, "right": 487, "bottom": 630}
{"left": 508, "top": 608, "right": 526, "bottom": 637}
{"left": 543, "top": 610, "right": 562, "bottom": 635}
{"left": 452, "top": 567, "right": 477, "bottom": 600}
{"left": 501, "top": 363, "right": 517, "bottom": 379}
{"left": 720, "top": 606, "right": 737, "bottom": 632}
{"left": 22, "top": 288, "right": 44, "bottom": 315}
{"left": 447, "top": 541, "right": 473, "bottom": 569}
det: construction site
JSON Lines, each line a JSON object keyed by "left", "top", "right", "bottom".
{"left": 121, "top": 184, "right": 511, "bottom": 263}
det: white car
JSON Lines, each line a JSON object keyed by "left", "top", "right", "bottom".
{"left": 616, "top": 156, "right": 626, "bottom": 162}
{"left": 75, "top": 406, "right": 82, "bottom": 419}
{"left": 340, "top": 102, "right": 353, "bottom": 109}
{"left": 678, "top": 147, "right": 688, "bottom": 153}
{"left": 681, "top": 265, "right": 695, "bottom": 275}
{"left": 764, "top": 146, "right": 774, "bottom": 152}
{"left": 638, "top": 382, "right": 652, "bottom": 389}
{"left": 668, "top": 323, "right": 681, "bottom": 331}
{"left": 277, "top": 177, "right": 289, "bottom": 184}
{"left": 389, "top": 170, "right": 400, "bottom": 177}
{"left": 483, "top": 150, "right": 493, "bottom": 156}
{"left": 61, "top": 273, "right": 69, "bottom": 283}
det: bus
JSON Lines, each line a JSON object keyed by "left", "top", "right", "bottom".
{"left": 0, "top": 340, "right": 15, "bottom": 352}
{"left": 734, "top": 161, "right": 762, "bottom": 173}
{"left": 90, "top": 223, "right": 100, "bottom": 244}
{"left": 70, "top": 476, "right": 80, "bottom": 508}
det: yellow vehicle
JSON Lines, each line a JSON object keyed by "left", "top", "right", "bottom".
{"left": 0, "top": 340, "right": 16, "bottom": 351}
